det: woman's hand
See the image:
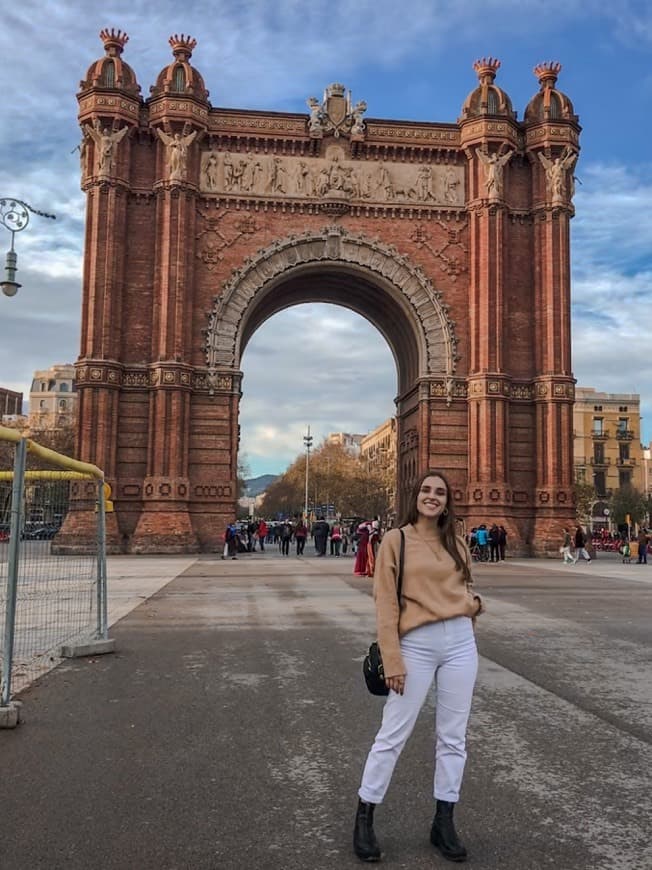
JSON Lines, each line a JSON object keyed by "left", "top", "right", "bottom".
{"left": 385, "top": 673, "right": 406, "bottom": 695}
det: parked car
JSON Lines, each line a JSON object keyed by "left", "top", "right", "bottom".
{"left": 21, "top": 523, "right": 59, "bottom": 540}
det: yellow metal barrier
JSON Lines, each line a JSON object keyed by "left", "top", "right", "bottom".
{"left": 0, "top": 429, "right": 112, "bottom": 724}
{"left": 0, "top": 426, "right": 102, "bottom": 479}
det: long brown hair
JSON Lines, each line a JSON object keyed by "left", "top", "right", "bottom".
{"left": 400, "top": 469, "right": 471, "bottom": 584}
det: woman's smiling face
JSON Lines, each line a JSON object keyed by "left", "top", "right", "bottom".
{"left": 416, "top": 475, "right": 448, "bottom": 521}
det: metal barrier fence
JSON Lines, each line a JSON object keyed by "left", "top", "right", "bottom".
{"left": 0, "top": 426, "right": 113, "bottom": 726}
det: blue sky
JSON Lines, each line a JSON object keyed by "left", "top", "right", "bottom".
{"left": 1, "top": 2, "right": 651, "bottom": 477}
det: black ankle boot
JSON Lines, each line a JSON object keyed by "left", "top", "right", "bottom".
{"left": 430, "top": 800, "right": 467, "bottom": 862}
{"left": 353, "top": 799, "right": 382, "bottom": 862}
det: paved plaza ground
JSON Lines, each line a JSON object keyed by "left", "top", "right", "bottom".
{"left": 1, "top": 548, "right": 651, "bottom": 869}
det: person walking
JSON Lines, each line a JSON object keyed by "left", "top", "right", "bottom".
{"left": 636, "top": 528, "right": 648, "bottom": 565}
{"left": 257, "top": 519, "right": 268, "bottom": 553}
{"left": 354, "top": 469, "right": 483, "bottom": 864}
{"left": 574, "top": 526, "right": 592, "bottom": 563}
{"left": 294, "top": 519, "right": 308, "bottom": 555}
{"left": 488, "top": 525, "right": 500, "bottom": 563}
{"left": 498, "top": 525, "right": 507, "bottom": 561}
{"left": 222, "top": 523, "right": 239, "bottom": 560}
{"left": 560, "top": 527, "right": 577, "bottom": 565}
{"left": 330, "top": 522, "right": 343, "bottom": 556}
{"left": 475, "top": 524, "right": 489, "bottom": 561}
{"left": 280, "top": 519, "right": 293, "bottom": 556}
{"left": 313, "top": 516, "right": 330, "bottom": 556}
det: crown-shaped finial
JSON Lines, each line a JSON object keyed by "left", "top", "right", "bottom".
{"left": 100, "top": 28, "right": 129, "bottom": 57}
{"left": 473, "top": 57, "right": 501, "bottom": 84}
{"left": 327, "top": 83, "right": 346, "bottom": 97}
{"left": 169, "top": 34, "right": 197, "bottom": 60}
{"left": 534, "top": 62, "right": 562, "bottom": 88}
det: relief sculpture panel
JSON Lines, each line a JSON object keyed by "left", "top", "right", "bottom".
{"left": 199, "top": 146, "right": 465, "bottom": 207}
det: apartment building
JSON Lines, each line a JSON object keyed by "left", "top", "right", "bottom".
{"left": 573, "top": 387, "right": 644, "bottom": 497}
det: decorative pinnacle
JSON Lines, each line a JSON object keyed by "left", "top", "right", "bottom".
{"left": 473, "top": 57, "right": 501, "bottom": 84}
{"left": 534, "top": 62, "right": 562, "bottom": 87}
{"left": 169, "top": 34, "right": 197, "bottom": 60}
{"left": 100, "top": 28, "right": 129, "bottom": 57}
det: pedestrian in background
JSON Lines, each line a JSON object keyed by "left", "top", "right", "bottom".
{"left": 354, "top": 469, "right": 483, "bottom": 864}
{"left": 498, "top": 525, "right": 507, "bottom": 561}
{"left": 313, "top": 516, "right": 330, "bottom": 556}
{"left": 353, "top": 521, "right": 372, "bottom": 576}
{"left": 560, "top": 527, "right": 576, "bottom": 565}
{"left": 330, "top": 522, "right": 343, "bottom": 556}
{"left": 637, "top": 528, "right": 648, "bottom": 565}
{"left": 475, "top": 524, "right": 489, "bottom": 561}
{"left": 280, "top": 520, "right": 293, "bottom": 556}
{"left": 574, "top": 526, "right": 592, "bottom": 563}
{"left": 257, "top": 519, "right": 268, "bottom": 553}
{"left": 488, "top": 524, "right": 500, "bottom": 563}
{"left": 294, "top": 518, "right": 307, "bottom": 556}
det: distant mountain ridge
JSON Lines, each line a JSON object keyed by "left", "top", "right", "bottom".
{"left": 244, "top": 474, "right": 278, "bottom": 496}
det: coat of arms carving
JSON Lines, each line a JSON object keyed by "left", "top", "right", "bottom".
{"left": 306, "top": 83, "right": 367, "bottom": 138}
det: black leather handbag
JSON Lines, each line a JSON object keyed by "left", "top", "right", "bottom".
{"left": 363, "top": 529, "right": 405, "bottom": 696}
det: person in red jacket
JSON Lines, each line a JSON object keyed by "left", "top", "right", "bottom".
{"left": 257, "top": 519, "right": 268, "bottom": 553}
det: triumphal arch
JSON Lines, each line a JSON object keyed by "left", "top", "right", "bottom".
{"left": 62, "top": 30, "right": 581, "bottom": 554}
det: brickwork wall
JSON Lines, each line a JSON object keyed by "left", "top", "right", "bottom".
{"left": 74, "top": 42, "right": 580, "bottom": 555}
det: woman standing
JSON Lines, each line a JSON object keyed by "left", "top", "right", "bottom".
{"left": 354, "top": 470, "right": 483, "bottom": 863}
{"left": 354, "top": 521, "right": 372, "bottom": 576}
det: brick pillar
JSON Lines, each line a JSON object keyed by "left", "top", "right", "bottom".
{"left": 465, "top": 148, "right": 512, "bottom": 523}
{"left": 130, "top": 187, "right": 199, "bottom": 552}
{"left": 57, "top": 179, "right": 131, "bottom": 553}
{"left": 530, "top": 200, "right": 576, "bottom": 551}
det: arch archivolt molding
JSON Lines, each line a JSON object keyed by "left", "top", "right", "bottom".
{"left": 204, "top": 226, "right": 459, "bottom": 378}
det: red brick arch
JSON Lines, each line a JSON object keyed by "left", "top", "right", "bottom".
{"left": 205, "top": 226, "right": 459, "bottom": 393}
{"left": 67, "top": 37, "right": 580, "bottom": 554}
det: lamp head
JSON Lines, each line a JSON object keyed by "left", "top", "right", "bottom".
{"left": 1, "top": 279, "right": 20, "bottom": 297}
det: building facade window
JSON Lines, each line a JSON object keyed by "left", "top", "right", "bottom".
{"left": 102, "top": 60, "right": 115, "bottom": 87}
{"left": 173, "top": 66, "right": 186, "bottom": 92}
{"left": 592, "top": 417, "right": 604, "bottom": 435}
{"left": 619, "top": 444, "right": 630, "bottom": 462}
{"left": 594, "top": 443, "right": 605, "bottom": 464}
{"left": 594, "top": 472, "right": 606, "bottom": 496}
{"left": 619, "top": 471, "right": 631, "bottom": 488}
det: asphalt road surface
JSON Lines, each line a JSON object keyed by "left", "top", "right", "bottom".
{"left": 1, "top": 551, "right": 650, "bottom": 869}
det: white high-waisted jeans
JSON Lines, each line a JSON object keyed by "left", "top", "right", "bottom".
{"left": 359, "top": 616, "right": 478, "bottom": 804}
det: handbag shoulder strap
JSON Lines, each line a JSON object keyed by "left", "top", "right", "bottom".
{"left": 397, "top": 528, "right": 405, "bottom": 601}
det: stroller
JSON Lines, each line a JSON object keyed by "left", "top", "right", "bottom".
{"left": 620, "top": 542, "right": 631, "bottom": 564}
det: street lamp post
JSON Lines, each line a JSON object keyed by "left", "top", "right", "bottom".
{"left": 0, "top": 198, "right": 56, "bottom": 297}
{"left": 303, "top": 425, "right": 313, "bottom": 521}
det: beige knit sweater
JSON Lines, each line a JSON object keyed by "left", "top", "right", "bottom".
{"left": 373, "top": 524, "right": 483, "bottom": 677}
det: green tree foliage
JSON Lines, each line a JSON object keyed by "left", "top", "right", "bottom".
{"left": 261, "top": 440, "right": 393, "bottom": 520}
{"left": 237, "top": 453, "right": 251, "bottom": 499}
{"left": 573, "top": 481, "right": 596, "bottom": 524}
{"left": 608, "top": 485, "right": 647, "bottom": 526}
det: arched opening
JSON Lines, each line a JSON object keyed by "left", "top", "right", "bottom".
{"left": 205, "top": 227, "right": 458, "bottom": 533}
{"left": 239, "top": 302, "right": 397, "bottom": 522}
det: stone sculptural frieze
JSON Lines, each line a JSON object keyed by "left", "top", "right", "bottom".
{"left": 199, "top": 148, "right": 465, "bottom": 207}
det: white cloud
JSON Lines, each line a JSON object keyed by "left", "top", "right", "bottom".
{"left": 240, "top": 305, "right": 397, "bottom": 474}
{"left": 2, "top": 2, "right": 652, "bottom": 470}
